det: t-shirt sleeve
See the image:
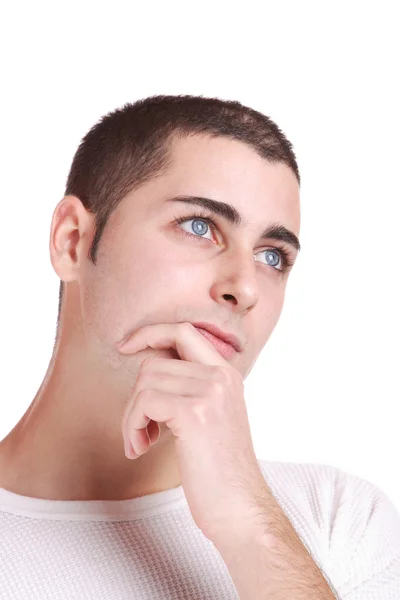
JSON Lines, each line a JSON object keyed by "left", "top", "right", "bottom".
{"left": 326, "top": 470, "right": 400, "bottom": 599}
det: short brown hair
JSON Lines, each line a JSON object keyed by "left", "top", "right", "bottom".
{"left": 58, "top": 94, "right": 300, "bottom": 325}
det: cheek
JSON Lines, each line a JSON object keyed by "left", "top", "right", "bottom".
{"left": 123, "top": 248, "right": 197, "bottom": 296}
{"left": 84, "top": 246, "right": 198, "bottom": 334}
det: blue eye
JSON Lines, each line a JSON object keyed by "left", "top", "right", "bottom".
{"left": 174, "top": 213, "right": 294, "bottom": 274}
{"left": 188, "top": 218, "right": 212, "bottom": 237}
{"left": 260, "top": 250, "right": 281, "bottom": 268}
{"left": 175, "top": 215, "right": 216, "bottom": 241}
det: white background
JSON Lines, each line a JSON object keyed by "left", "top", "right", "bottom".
{"left": 0, "top": 2, "right": 399, "bottom": 508}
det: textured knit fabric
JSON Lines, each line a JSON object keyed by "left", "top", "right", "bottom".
{"left": 1, "top": 459, "right": 399, "bottom": 599}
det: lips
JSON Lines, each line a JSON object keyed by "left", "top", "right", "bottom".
{"left": 194, "top": 327, "right": 237, "bottom": 359}
{"left": 191, "top": 321, "right": 242, "bottom": 352}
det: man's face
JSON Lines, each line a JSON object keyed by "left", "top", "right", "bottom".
{"left": 79, "top": 134, "right": 300, "bottom": 379}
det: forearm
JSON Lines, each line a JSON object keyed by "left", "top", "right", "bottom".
{"left": 212, "top": 489, "right": 338, "bottom": 599}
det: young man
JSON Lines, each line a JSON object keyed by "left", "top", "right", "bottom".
{"left": 0, "top": 95, "right": 398, "bottom": 599}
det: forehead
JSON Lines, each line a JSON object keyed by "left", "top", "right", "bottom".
{"left": 116, "top": 134, "right": 300, "bottom": 240}
{"left": 162, "top": 134, "right": 300, "bottom": 232}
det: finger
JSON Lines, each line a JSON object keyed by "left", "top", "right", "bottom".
{"left": 136, "top": 356, "right": 215, "bottom": 380}
{"left": 124, "top": 389, "right": 182, "bottom": 458}
{"left": 121, "top": 363, "right": 208, "bottom": 445}
{"left": 136, "top": 368, "right": 207, "bottom": 399}
{"left": 118, "top": 322, "right": 227, "bottom": 367}
{"left": 126, "top": 419, "right": 159, "bottom": 457}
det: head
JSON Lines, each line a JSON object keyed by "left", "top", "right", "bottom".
{"left": 51, "top": 95, "right": 301, "bottom": 379}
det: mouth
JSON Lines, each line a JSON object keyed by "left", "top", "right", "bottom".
{"left": 191, "top": 321, "right": 242, "bottom": 357}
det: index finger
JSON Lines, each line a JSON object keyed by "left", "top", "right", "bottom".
{"left": 117, "top": 322, "right": 227, "bottom": 367}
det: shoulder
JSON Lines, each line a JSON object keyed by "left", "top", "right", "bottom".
{"left": 257, "top": 457, "right": 400, "bottom": 530}
{"left": 257, "top": 458, "right": 400, "bottom": 598}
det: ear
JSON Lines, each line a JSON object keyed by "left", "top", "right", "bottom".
{"left": 49, "top": 195, "right": 95, "bottom": 284}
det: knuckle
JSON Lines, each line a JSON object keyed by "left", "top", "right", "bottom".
{"left": 207, "top": 379, "right": 225, "bottom": 397}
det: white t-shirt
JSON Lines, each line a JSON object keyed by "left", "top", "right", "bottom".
{"left": 1, "top": 459, "right": 399, "bottom": 599}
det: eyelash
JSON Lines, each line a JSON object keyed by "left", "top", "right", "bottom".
{"left": 173, "top": 211, "right": 295, "bottom": 274}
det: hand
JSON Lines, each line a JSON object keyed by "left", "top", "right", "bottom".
{"left": 117, "top": 322, "right": 269, "bottom": 542}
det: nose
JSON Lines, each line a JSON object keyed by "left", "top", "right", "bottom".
{"left": 210, "top": 252, "right": 259, "bottom": 313}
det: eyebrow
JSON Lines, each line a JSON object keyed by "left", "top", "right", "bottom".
{"left": 165, "top": 195, "right": 301, "bottom": 253}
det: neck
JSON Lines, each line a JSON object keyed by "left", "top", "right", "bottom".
{"left": 0, "top": 331, "right": 181, "bottom": 501}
